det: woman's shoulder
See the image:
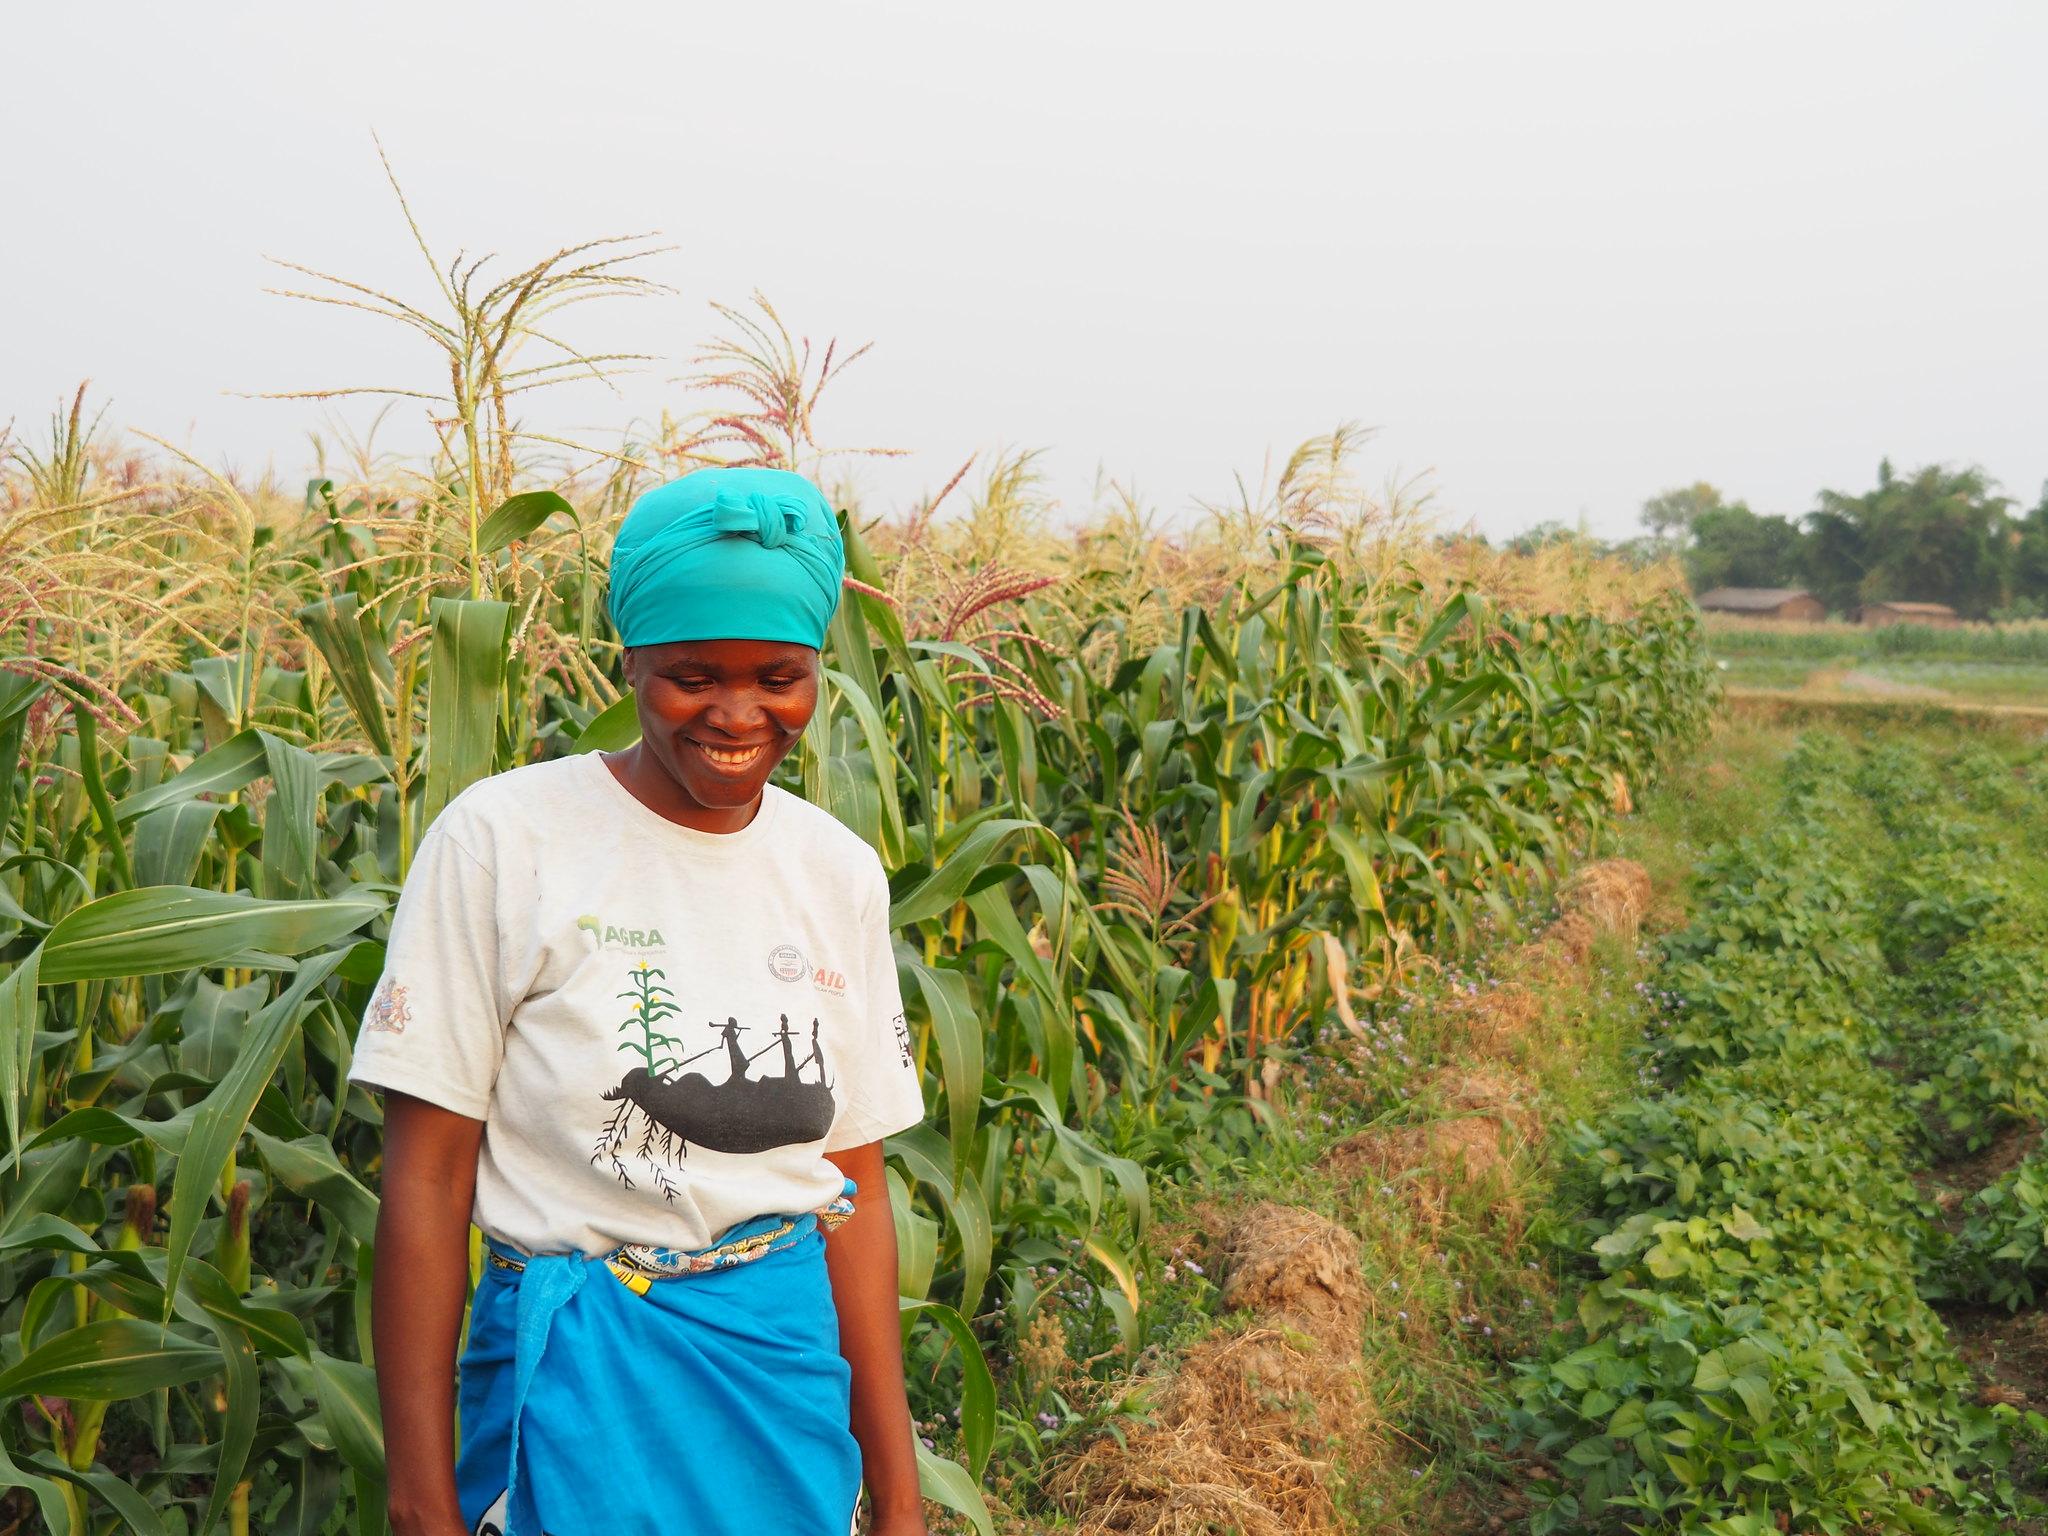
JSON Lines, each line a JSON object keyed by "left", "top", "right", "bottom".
{"left": 427, "top": 755, "right": 595, "bottom": 855}
{"left": 766, "top": 786, "right": 887, "bottom": 883}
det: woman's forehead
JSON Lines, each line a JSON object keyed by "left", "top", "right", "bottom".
{"left": 635, "top": 638, "right": 818, "bottom": 670}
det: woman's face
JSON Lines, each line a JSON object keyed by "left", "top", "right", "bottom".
{"left": 621, "top": 639, "right": 820, "bottom": 816}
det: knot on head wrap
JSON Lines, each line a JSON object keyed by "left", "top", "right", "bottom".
{"left": 605, "top": 467, "right": 845, "bottom": 649}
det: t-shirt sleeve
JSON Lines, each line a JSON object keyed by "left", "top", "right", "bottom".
{"left": 823, "top": 855, "right": 927, "bottom": 1151}
{"left": 348, "top": 806, "right": 515, "bottom": 1121}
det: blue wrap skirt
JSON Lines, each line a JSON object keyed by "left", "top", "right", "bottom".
{"left": 455, "top": 1180, "right": 862, "bottom": 1536}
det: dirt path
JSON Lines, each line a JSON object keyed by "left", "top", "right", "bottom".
{"left": 1724, "top": 685, "right": 2048, "bottom": 725}
{"left": 1816, "top": 665, "right": 1950, "bottom": 700}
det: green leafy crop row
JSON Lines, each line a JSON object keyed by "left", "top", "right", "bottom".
{"left": 1510, "top": 731, "right": 2048, "bottom": 1534}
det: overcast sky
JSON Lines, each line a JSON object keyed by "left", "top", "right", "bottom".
{"left": 6, "top": 3, "right": 2044, "bottom": 541}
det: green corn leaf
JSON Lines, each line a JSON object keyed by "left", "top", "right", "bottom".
{"left": 70, "top": 702, "right": 135, "bottom": 891}
{"left": 162, "top": 949, "right": 348, "bottom": 1312}
{"left": 25, "top": 1453, "right": 169, "bottom": 1536}
{"left": 274, "top": 1441, "right": 344, "bottom": 1534}
{"left": 250, "top": 1127, "right": 381, "bottom": 1246}
{"left": 12, "top": 1104, "right": 198, "bottom": 1165}
{"left": 902, "top": 1297, "right": 997, "bottom": 1479}
{"left": 949, "top": 1163, "right": 994, "bottom": 1324}
{"left": 421, "top": 597, "right": 512, "bottom": 831}
{"left": 908, "top": 962, "right": 982, "bottom": 1178}
{"left": 0, "top": 1140, "right": 89, "bottom": 1245}
{"left": 476, "top": 489, "right": 573, "bottom": 553}
{"left": 995, "top": 1074, "right": 1149, "bottom": 1240}
{"left": 159, "top": 1253, "right": 313, "bottom": 1360}
{"left": 0, "top": 881, "right": 46, "bottom": 935}
{"left": 112, "top": 726, "right": 268, "bottom": 823}
{"left": 884, "top": 1122, "right": 955, "bottom": 1202}
{"left": 297, "top": 592, "right": 395, "bottom": 757}
{"left": 0, "top": 1317, "right": 218, "bottom": 1400}
{"left": 914, "top": 1441, "right": 993, "bottom": 1536}
{"left": 823, "top": 667, "right": 907, "bottom": 862}
{"left": 259, "top": 732, "right": 322, "bottom": 900}
{"left": 0, "top": 1213, "right": 98, "bottom": 1257}
{"left": 0, "top": 945, "right": 41, "bottom": 1152}
{"left": 40, "top": 885, "right": 383, "bottom": 984}
{"left": 0, "top": 674, "right": 45, "bottom": 842}
{"left": 887, "top": 1165, "right": 938, "bottom": 1302}
{"left": 0, "top": 1434, "right": 73, "bottom": 1536}
{"left": 890, "top": 816, "right": 1045, "bottom": 930}
{"left": 177, "top": 974, "right": 270, "bottom": 1081}
{"left": 572, "top": 691, "right": 641, "bottom": 754}
{"left": 1410, "top": 589, "right": 1474, "bottom": 663}
{"left": 191, "top": 1315, "right": 258, "bottom": 1536}
{"left": 132, "top": 798, "right": 221, "bottom": 888}
{"left": 307, "top": 1348, "right": 387, "bottom": 1483}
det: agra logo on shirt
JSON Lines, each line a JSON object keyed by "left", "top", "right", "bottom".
{"left": 577, "top": 914, "right": 667, "bottom": 951}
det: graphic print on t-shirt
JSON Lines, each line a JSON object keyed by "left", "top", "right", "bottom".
{"left": 592, "top": 961, "right": 839, "bottom": 1196}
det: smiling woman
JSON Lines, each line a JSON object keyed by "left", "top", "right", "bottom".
{"left": 349, "top": 467, "right": 930, "bottom": 1536}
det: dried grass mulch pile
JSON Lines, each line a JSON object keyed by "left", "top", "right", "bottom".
{"left": 1043, "top": 1204, "right": 1377, "bottom": 1536}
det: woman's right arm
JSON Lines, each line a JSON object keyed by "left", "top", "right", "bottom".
{"left": 373, "top": 1091, "right": 486, "bottom": 1536}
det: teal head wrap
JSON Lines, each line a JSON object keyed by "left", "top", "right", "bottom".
{"left": 605, "top": 467, "right": 845, "bottom": 649}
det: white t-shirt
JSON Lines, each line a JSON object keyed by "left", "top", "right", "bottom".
{"left": 348, "top": 751, "right": 925, "bottom": 1258}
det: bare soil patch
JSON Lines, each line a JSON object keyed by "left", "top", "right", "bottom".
{"left": 1942, "top": 1304, "right": 2048, "bottom": 1412}
{"left": 1920, "top": 1122, "right": 2043, "bottom": 1227}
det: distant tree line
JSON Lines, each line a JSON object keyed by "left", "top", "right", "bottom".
{"left": 1502, "top": 463, "right": 2048, "bottom": 621}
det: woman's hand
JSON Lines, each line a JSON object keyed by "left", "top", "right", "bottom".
{"left": 373, "top": 1091, "right": 486, "bottom": 1536}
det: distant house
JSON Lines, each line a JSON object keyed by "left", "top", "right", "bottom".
{"left": 1857, "top": 601, "right": 1960, "bottom": 628}
{"left": 1695, "top": 587, "right": 1826, "bottom": 622}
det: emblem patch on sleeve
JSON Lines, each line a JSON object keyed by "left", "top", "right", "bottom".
{"left": 366, "top": 977, "right": 413, "bottom": 1035}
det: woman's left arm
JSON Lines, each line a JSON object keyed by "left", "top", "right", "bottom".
{"left": 823, "top": 1139, "right": 927, "bottom": 1536}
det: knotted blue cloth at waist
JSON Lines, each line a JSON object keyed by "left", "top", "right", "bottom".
{"left": 458, "top": 1180, "right": 861, "bottom": 1536}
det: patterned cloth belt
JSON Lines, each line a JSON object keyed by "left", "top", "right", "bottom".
{"left": 481, "top": 1177, "right": 858, "bottom": 1533}
{"left": 485, "top": 1178, "right": 857, "bottom": 1294}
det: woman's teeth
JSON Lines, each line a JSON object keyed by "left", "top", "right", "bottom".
{"left": 695, "top": 741, "right": 766, "bottom": 770}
